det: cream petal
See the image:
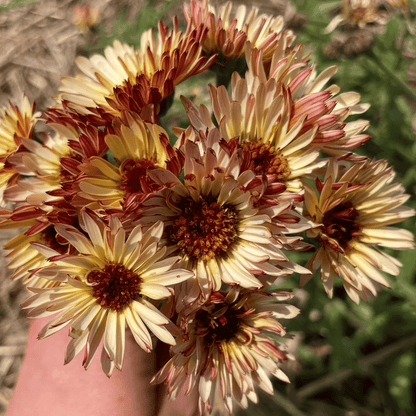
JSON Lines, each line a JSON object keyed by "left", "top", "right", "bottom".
{"left": 131, "top": 300, "right": 169, "bottom": 325}
{"left": 139, "top": 283, "right": 171, "bottom": 300}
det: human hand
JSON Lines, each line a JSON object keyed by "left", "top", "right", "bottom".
{"left": 5, "top": 317, "right": 198, "bottom": 416}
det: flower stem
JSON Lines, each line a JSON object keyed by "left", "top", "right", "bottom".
{"left": 270, "top": 390, "right": 307, "bottom": 416}
{"left": 367, "top": 50, "right": 416, "bottom": 102}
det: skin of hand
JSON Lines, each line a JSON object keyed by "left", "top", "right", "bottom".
{"left": 5, "top": 317, "right": 198, "bottom": 416}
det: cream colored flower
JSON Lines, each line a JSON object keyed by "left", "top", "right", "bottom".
{"left": 151, "top": 288, "right": 299, "bottom": 414}
{"left": 4, "top": 224, "right": 71, "bottom": 288}
{"left": 56, "top": 21, "right": 215, "bottom": 124}
{"left": 137, "top": 127, "right": 307, "bottom": 308}
{"left": 245, "top": 44, "right": 371, "bottom": 160}
{"left": 184, "top": 0, "right": 290, "bottom": 63}
{"left": 181, "top": 44, "right": 370, "bottom": 196}
{"left": 21, "top": 211, "right": 194, "bottom": 376}
{"left": 0, "top": 95, "right": 40, "bottom": 205}
{"left": 78, "top": 113, "right": 181, "bottom": 209}
{"left": 5, "top": 123, "right": 73, "bottom": 206}
{"left": 301, "top": 158, "right": 415, "bottom": 303}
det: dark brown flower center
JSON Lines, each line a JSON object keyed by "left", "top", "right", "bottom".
{"left": 322, "top": 202, "right": 361, "bottom": 251}
{"left": 120, "top": 158, "right": 158, "bottom": 196}
{"left": 243, "top": 140, "right": 291, "bottom": 181}
{"left": 39, "top": 225, "right": 68, "bottom": 255}
{"left": 195, "top": 305, "right": 241, "bottom": 345}
{"left": 168, "top": 199, "right": 239, "bottom": 262}
{"left": 87, "top": 263, "right": 141, "bottom": 312}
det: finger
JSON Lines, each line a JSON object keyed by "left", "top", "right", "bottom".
{"left": 154, "top": 341, "right": 199, "bottom": 416}
{"left": 6, "top": 318, "right": 157, "bottom": 416}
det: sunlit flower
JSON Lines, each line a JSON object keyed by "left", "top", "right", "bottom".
{"left": 182, "top": 44, "right": 370, "bottom": 195}
{"left": 245, "top": 44, "right": 371, "bottom": 160}
{"left": 5, "top": 123, "right": 73, "bottom": 206}
{"left": 184, "top": 0, "right": 289, "bottom": 63}
{"left": 78, "top": 112, "right": 182, "bottom": 209}
{"left": 151, "top": 288, "right": 299, "bottom": 414}
{"left": 181, "top": 79, "right": 322, "bottom": 195}
{"left": 0, "top": 115, "right": 107, "bottom": 287}
{"left": 136, "top": 128, "right": 307, "bottom": 308}
{"left": 301, "top": 158, "right": 415, "bottom": 303}
{"left": 0, "top": 95, "right": 40, "bottom": 205}
{"left": 55, "top": 20, "right": 215, "bottom": 124}
{"left": 325, "top": 0, "right": 387, "bottom": 33}
{"left": 4, "top": 222, "right": 73, "bottom": 288}
{"left": 21, "top": 211, "right": 194, "bottom": 376}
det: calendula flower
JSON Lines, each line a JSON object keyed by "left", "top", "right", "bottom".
{"left": 245, "top": 44, "right": 371, "bottom": 160}
{"left": 182, "top": 44, "right": 370, "bottom": 195}
{"left": 0, "top": 95, "right": 40, "bottom": 205}
{"left": 4, "top": 222, "right": 73, "bottom": 288}
{"left": 55, "top": 20, "right": 215, "bottom": 124}
{"left": 182, "top": 81, "right": 322, "bottom": 195}
{"left": 0, "top": 115, "right": 108, "bottom": 287}
{"left": 301, "top": 158, "right": 415, "bottom": 303}
{"left": 5, "top": 124, "right": 73, "bottom": 204}
{"left": 78, "top": 112, "right": 182, "bottom": 209}
{"left": 0, "top": 95, "right": 38, "bottom": 162}
{"left": 21, "top": 211, "right": 194, "bottom": 376}
{"left": 325, "top": 0, "right": 387, "bottom": 33}
{"left": 151, "top": 288, "right": 299, "bottom": 414}
{"left": 137, "top": 128, "right": 307, "bottom": 308}
{"left": 184, "top": 0, "right": 288, "bottom": 63}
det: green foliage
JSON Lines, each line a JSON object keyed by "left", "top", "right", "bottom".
{"left": 0, "top": 0, "right": 37, "bottom": 13}
{"left": 83, "top": 0, "right": 181, "bottom": 54}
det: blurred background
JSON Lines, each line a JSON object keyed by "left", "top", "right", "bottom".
{"left": 0, "top": 0, "right": 415, "bottom": 415}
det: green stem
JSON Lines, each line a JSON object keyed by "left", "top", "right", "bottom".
{"left": 367, "top": 50, "right": 416, "bottom": 102}
{"left": 296, "top": 334, "right": 416, "bottom": 400}
{"left": 270, "top": 389, "right": 307, "bottom": 416}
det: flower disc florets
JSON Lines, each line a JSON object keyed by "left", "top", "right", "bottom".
{"left": 168, "top": 198, "right": 238, "bottom": 262}
{"left": 21, "top": 211, "right": 194, "bottom": 376}
{"left": 321, "top": 201, "right": 361, "bottom": 252}
{"left": 151, "top": 288, "right": 300, "bottom": 414}
{"left": 302, "top": 158, "right": 415, "bottom": 303}
{"left": 87, "top": 263, "right": 141, "bottom": 312}
{"left": 243, "top": 140, "right": 291, "bottom": 180}
{"left": 139, "top": 128, "right": 306, "bottom": 306}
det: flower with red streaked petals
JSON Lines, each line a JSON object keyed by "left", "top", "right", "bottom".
{"left": 301, "top": 158, "right": 415, "bottom": 303}
{"left": 151, "top": 288, "right": 299, "bottom": 414}
{"left": 0, "top": 95, "right": 40, "bottom": 206}
{"left": 21, "top": 211, "right": 194, "bottom": 376}
{"left": 78, "top": 112, "right": 182, "bottom": 209}
{"left": 184, "top": 0, "right": 290, "bottom": 64}
{"left": 54, "top": 19, "right": 215, "bottom": 125}
{"left": 245, "top": 44, "right": 371, "bottom": 160}
{"left": 0, "top": 120, "right": 106, "bottom": 287}
{"left": 136, "top": 127, "right": 308, "bottom": 309}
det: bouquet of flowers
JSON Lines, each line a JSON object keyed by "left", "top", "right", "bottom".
{"left": 0, "top": 0, "right": 414, "bottom": 414}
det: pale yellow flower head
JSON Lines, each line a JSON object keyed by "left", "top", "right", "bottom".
{"left": 21, "top": 211, "right": 194, "bottom": 376}
{"left": 302, "top": 158, "right": 415, "bottom": 303}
